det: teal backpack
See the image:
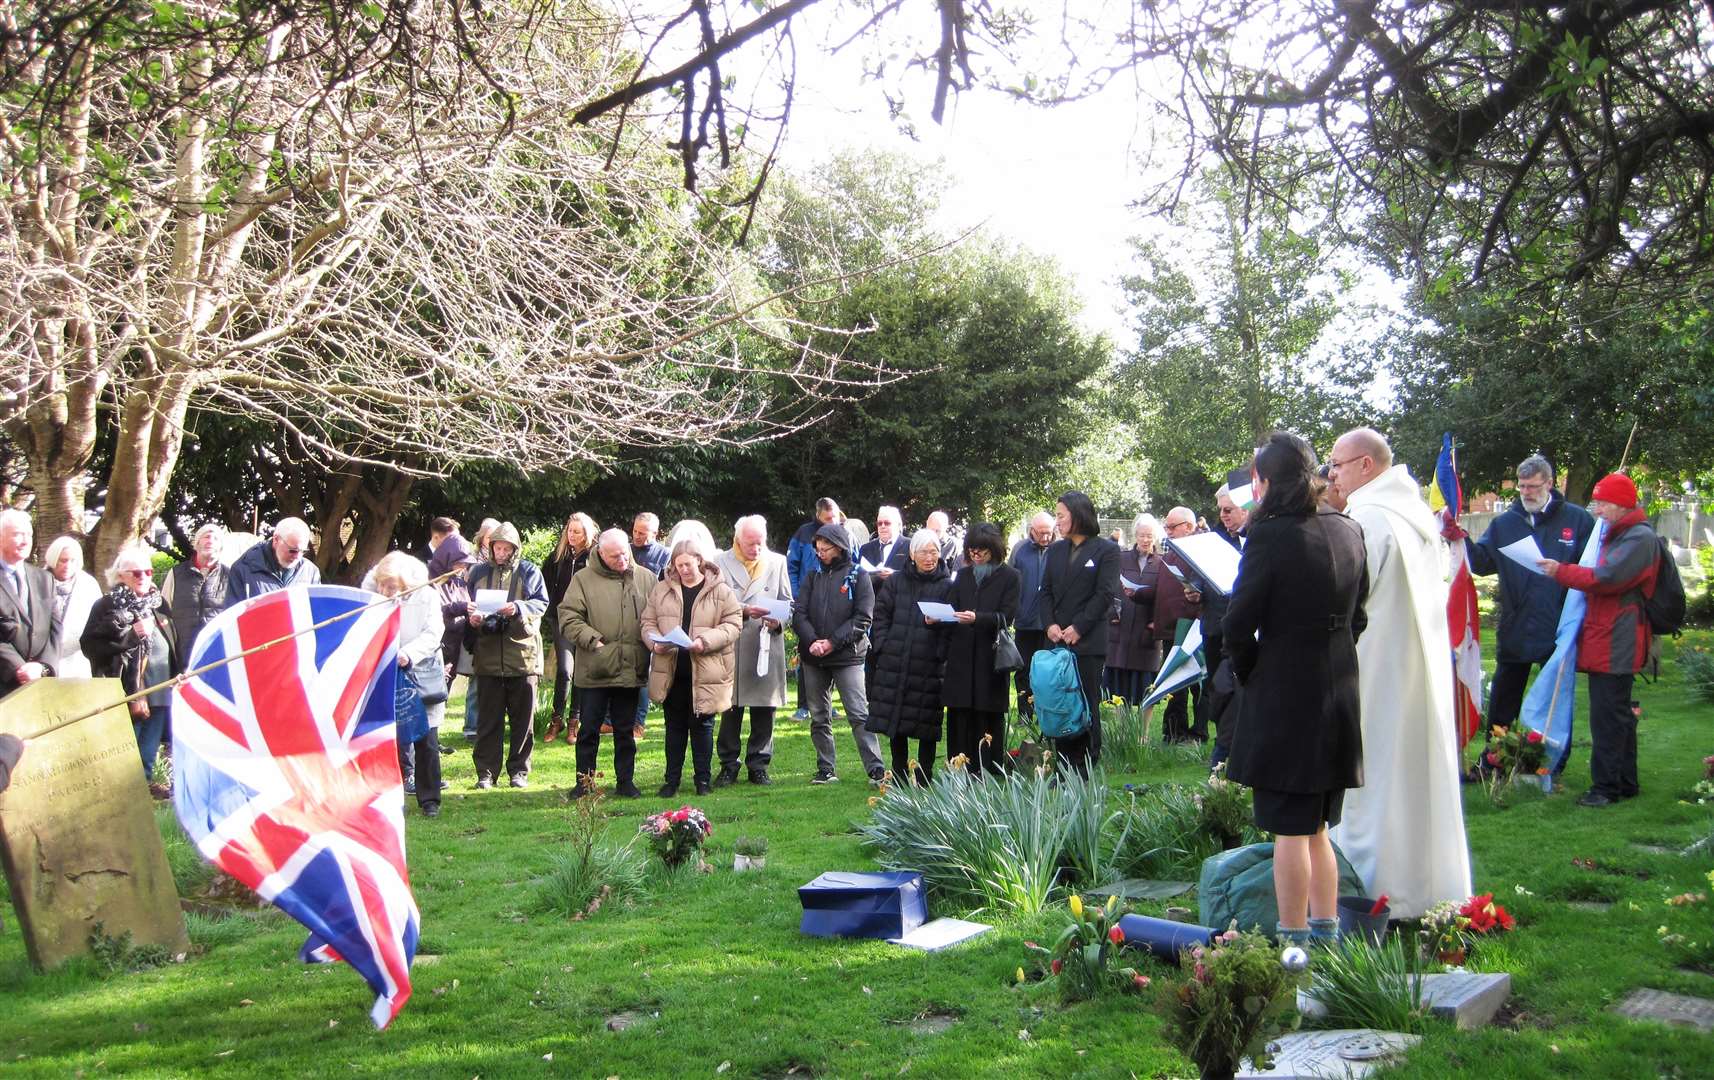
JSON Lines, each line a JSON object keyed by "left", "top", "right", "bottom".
{"left": 1030, "top": 647, "right": 1089, "bottom": 739}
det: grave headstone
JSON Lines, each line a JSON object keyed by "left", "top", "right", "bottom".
{"left": 1237, "top": 1028, "right": 1420, "bottom": 1078}
{"left": 1085, "top": 878, "right": 1195, "bottom": 902}
{"left": 1417, "top": 971, "right": 1512, "bottom": 1030}
{"left": 1566, "top": 900, "right": 1612, "bottom": 914}
{"left": 1612, "top": 988, "right": 1714, "bottom": 1033}
{"left": 0, "top": 679, "right": 189, "bottom": 969}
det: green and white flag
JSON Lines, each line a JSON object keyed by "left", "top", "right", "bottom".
{"left": 1139, "top": 618, "right": 1205, "bottom": 710}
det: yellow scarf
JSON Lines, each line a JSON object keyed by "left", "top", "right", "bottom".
{"left": 732, "top": 543, "right": 763, "bottom": 584}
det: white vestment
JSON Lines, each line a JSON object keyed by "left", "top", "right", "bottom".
{"left": 1331, "top": 464, "right": 1473, "bottom": 919}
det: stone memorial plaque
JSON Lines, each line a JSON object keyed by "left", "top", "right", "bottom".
{"left": 1566, "top": 900, "right": 1611, "bottom": 914}
{"left": 1417, "top": 971, "right": 1511, "bottom": 1029}
{"left": 1085, "top": 878, "right": 1195, "bottom": 902}
{"left": 0, "top": 679, "right": 189, "bottom": 969}
{"left": 1237, "top": 1029, "right": 1419, "bottom": 1079}
{"left": 1612, "top": 989, "right": 1714, "bottom": 1033}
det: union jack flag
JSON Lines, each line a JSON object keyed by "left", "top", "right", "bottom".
{"left": 172, "top": 585, "right": 419, "bottom": 1028}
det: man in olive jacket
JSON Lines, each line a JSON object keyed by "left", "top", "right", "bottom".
{"left": 559, "top": 528, "right": 655, "bottom": 798}
{"left": 465, "top": 522, "right": 549, "bottom": 789}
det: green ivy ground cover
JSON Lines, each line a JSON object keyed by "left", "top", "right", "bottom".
{"left": 2, "top": 631, "right": 1711, "bottom": 1078}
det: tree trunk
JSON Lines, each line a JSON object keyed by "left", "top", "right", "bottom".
{"left": 94, "top": 375, "right": 197, "bottom": 573}
{"left": 347, "top": 471, "right": 417, "bottom": 585}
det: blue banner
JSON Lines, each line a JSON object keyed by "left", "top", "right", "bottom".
{"left": 1519, "top": 520, "right": 1604, "bottom": 787}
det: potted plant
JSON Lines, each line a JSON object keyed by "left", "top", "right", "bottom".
{"left": 1007, "top": 713, "right": 1047, "bottom": 773}
{"left": 1021, "top": 894, "right": 1151, "bottom": 1002}
{"left": 1155, "top": 926, "right": 1302, "bottom": 1080}
{"left": 639, "top": 805, "right": 713, "bottom": 869}
{"left": 733, "top": 835, "right": 768, "bottom": 872}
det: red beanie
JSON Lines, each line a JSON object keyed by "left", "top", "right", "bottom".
{"left": 1590, "top": 472, "right": 1638, "bottom": 509}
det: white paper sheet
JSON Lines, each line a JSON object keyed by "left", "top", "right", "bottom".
{"left": 917, "top": 601, "right": 959, "bottom": 622}
{"left": 756, "top": 626, "right": 770, "bottom": 678}
{"left": 1120, "top": 574, "right": 1143, "bottom": 590}
{"left": 860, "top": 557, "right": 885, "bottom": 573}
{"left": 1166, "top": 533, "right": 1242, "bottom": 595}
{"left": 473, "top": 588, "right": 508, "bottom": 615}
{"left": 753, "top": 597, "right": 794, "bottom": 623}
{"left": 888, "top": 917, "right": 992, "bottom": 952}
{"left": 648, "top": 626, "right": 695, "bottom": 648}
{"left": 1498, "top": 534, "right": 1548, "bottom": 574}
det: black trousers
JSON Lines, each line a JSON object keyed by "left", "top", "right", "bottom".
{"left": 1162, "top": 682, "right": 1202, "bottom": 742}
{"left": 1188, "top": 634, "right": 1223, "bottom": 742}
{"left": 717, "top": 705, "right": 775, "bottom": 773}
{"left": 1486, "top": 659, "right": 1540, "bottom": 733}
{"left": 1586, "top": 672, "right": 1639, "bottom": 798}
{"left": 403, "top": 730, "right": 442, "bottom": 808}
{"left": 662, "top": 677, "right": 714, "bottom": 789}
{"left": 1014, "top": 629, "right": 1049, "bottom": 717}
{"left": 474, "top": 674, "right": 535, "bottom": 781}
{"left": 576, "top": 686, "right": 640, "bottom": 786}
{"left": 1053, "top": 652, "right": 1105, "bottom": 776}
{"left": 946, "top": 707, "right": 1006, "bottom": 776}
{"left": 889, "top": 735, "right": 937, "bottom": 786}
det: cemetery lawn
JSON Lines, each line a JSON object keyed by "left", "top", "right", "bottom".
{"left": 1, "top": 632, "right": 1711, "bottom": 1078}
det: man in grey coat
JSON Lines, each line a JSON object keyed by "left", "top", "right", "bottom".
{"left": 711, "top": 515, "right": 792, "bottom": 786}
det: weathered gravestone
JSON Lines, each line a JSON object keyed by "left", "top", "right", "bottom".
{"left": 1238, "top": 1028, "right": 1420, "bottom": 1079}
{"left": 1417, "top": 971, "right": 1512, "bottom": 1030}
{"left": 0, "top": 679, "right": 188, "bottom": 969}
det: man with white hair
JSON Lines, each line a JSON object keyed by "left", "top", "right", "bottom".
{"left": 0, "top": 508, "right": 58, "bottom": 699}
{"left": 857, "top": 506, "right": 909, "bottom": 580}
{"left": 1326, "top": 426, "right": 1472, "bottom": 919}
{"left": 560, "top": 528, "right": 656, "bottom": 798}
{"left": 712, "top": 515, "right": 793, "bottom": 786}
{"left": 1009, "top": 511, "right": 1056, "bottom": 717}
{"left": 161, "top": 523, "right": 230, "bottom": 669}
{"left": 225, "top": 516, "right": 321, "bottom": 607}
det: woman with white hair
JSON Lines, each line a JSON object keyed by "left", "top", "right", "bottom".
{"left": 80, "top": 543, "right": 175, "bottom": 792}
{"left": 1104, "top": 513, "right": 1165, "bottom": 706}
{"left": 370, "top": 551, "right": 448, "bottom": 817}
{"left": 865, "top": 529, "right": 954, "bottom": 786}
{"left": 43, "top": 535, "right": 101, "bottom": 679}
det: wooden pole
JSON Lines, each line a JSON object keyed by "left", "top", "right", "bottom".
{"left": 1618, "top": 418, "right": 1640, "bottom": 471}
{"left": 22, "top": 572, "right": 459, "bottom": 741}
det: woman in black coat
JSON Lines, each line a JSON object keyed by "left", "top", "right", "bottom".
{"left": 1104, "top": 513, "right": 1165, "bottom": 706}
{"left": 542, "top": 512, "right": 597, "bottom": 742}
{"left": 81, "top": 544, "right": 175, "bottom": 787}
{"left": 1222, "top": 431, "right": 1369, "bottom": 948}
{"left": 1038, "top": 490, "right": 1122, "bottom": 774}
{"left": 865, "top": 532, "right": 954, "bottom": 786}
{"left": 941, "top": 523, "right": 1021, "bottom": 776}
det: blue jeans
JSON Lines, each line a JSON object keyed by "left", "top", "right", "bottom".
{"left": 135, "top": 700, "right": 169, "bottom": 781}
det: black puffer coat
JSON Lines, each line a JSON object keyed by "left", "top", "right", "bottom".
{"left": 941, "top": 564, "right": 1021, "bottom": 713}
{"left": 865, "top": 562, "right": 953, "bottom": 740}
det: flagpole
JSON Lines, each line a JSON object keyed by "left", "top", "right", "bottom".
{"left": 21, "top": 572, "right": 462, "bottom": 741}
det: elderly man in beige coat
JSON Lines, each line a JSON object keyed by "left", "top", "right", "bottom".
{"left": 710, "top": 515, "right": 793, "bottom": 786}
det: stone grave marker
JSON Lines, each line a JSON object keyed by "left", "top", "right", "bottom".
{"left": 1566, "top": 900, "right": 1612, "bottom": 914}
{"left": 1417, "top": 971, "right": 1512, "bottom": 1030}
{"left": 1612, "top": 988, "right": 1714, "bottom": 1033}
{"left": 0, "top": 679, "right": 189, "bottom": 969}
{"left": 1085, "top": 878, "right": 1195, "bottom": 902}
{"left": 1237, "top": 1028, "right": 1420, "bottom": 1078}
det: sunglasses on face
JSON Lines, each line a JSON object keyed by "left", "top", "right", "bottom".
{"left": 128, "top": 568, "right": 154, "bottom": 578}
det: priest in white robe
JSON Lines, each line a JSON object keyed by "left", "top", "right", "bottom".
{"left": 1326, "top": 427, "right": 1472, "bottom": 919}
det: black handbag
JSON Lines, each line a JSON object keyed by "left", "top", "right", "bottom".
{"left": 403, "top": 654, "right": 449, "bottom": 705}
{"left": 993, "top": 622, "right": 1023, "bottom": 673}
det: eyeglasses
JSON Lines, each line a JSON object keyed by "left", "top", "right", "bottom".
{"left": 1325, "top": 454, "right": 1368, "bottom": 472}
{"left": 1164, "top": 520, "right": 1194, "bottom": 532}
{"left": 128, "top": 568, "right": 154, "bottom": 578}
{"left": 278, "top": 545, "right": 303, "bottom": 555}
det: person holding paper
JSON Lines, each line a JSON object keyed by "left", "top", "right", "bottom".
{"left": 865, "top": 530, "right": 954, "bottom": 786}
{"left": 1104, "top": 513, "right": 1164, "bottom": 708}
{"left": 941, "top": 523, "right": 1021, "bottom": 776}
{"left": 1154, "top": 507, "right": 1204, "bottom": 743}
{"left": 541, "top": 512, "right": 599, "bottom": 744}
{"left": 1039, "top": 491, "right": 1122, "bottom": 774}
{"left": 857, "top": 506, "right": 910, "bottom": 579}
{"left": 1449, "top": 455, "right": 1594, "bottom": 763}
{"left": 1538, "top": 472, "right": 1659, "bottom": 807}
{"left": 642, "top": 540, "right": 742, "bottom": 797}
{"left": 712, "top": 515, "right": 793, "bottom": 786}
{"left": 792, "top": 522, "right": 886, "bottom": 785}
{"left": 1326, "top": 426, "right": 1471, "bottom": 919}
{"left": 464, "top": 522, "right": 550, "bottom": 790}
{"left": 559, "top": 529, "right": 655, "bottom": 798}
{"left": 1223, "top": 432, "right": 1368, "bottom": 948}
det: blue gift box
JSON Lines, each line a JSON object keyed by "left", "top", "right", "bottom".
{"left": 798, "top": 871, "right": 927, "bottom": 939}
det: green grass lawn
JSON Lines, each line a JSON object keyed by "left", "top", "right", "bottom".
{"left": 3, "top": 630, "right": 1712, "bottom": 1078}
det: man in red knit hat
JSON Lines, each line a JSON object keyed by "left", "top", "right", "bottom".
{"left": 1538, "top": 472, "right": 1659, "bottom": 807}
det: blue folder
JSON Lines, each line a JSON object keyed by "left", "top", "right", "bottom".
{"left": 798, "top": 871, "right": 927, "bottom": 939}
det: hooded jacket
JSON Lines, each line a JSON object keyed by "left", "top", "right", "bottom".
{"left": 558, "top": 548, "right": 654, "bottom": 688}
{"left": 791, "top": 523, "right": 873, "bottom": 668}
{"left": 428, "top": 532, "right": 476, "bottom": 667}
{"left": 641, "top": 569, "right": 743, "bottom": 713}
{"left": 1553, "top": 507, "right": 1658, "bottom": 675}
{"left": 225, "top": 539, "right": 321, "bottom": 608}
{"left": 1466, "top": 489, "right": 1596, "bottom": 663}
{"left": 467, "top": 522, "right": 548, "bottom": 678}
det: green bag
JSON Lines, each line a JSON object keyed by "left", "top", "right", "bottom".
{"left": 1197, "top": 842, "right": 1367, "bottom": 934}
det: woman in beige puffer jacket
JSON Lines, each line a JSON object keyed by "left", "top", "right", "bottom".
{"left": 642, "top": 541, "right": 743, "bottom": 795}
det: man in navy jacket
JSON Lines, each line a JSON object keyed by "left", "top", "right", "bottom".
{"left": 1458, "top": 455, "right": 1596, "bottom": 738}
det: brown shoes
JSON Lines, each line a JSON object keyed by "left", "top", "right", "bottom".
{"left": 543, "top": 715, "right": 566, "bottom": 742}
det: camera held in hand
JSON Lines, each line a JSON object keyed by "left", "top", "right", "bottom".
{"left": 478, "top": 611, "right": 511, "bottom": 635}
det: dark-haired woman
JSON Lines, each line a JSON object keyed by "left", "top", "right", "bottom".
{"left": 542, "top": 512, "right": 598, "bottom": 742}
{"left": 865, "top": 531, "right": 954, "bottom": 786}
{"left": 1038, "top": 491, "right": 1122, "bottom": 775}
{"left": 1223, "top": 431, "right": 1369, "bottom": 948}
{"left": 941, "top": 522, "right": 1021, "bottom": 776}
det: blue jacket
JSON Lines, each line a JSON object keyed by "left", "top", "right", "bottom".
{"left": 1465, "top": 490, "right": 1596, "bottom": 663}
{"left": 786, "top": 519, "right": 820, "bottom": 597}
{"left": 225, "top": 540, "right": 322, "bottom": 608}
{"left": 630, "top": 541, "right": 670, "bottom": 579}
{"left": 1009, "top": 536, "right": 1052, "bottom": 631}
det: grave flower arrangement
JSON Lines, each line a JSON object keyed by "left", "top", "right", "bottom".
{"left": 1482, "top": 724, "right": 1548, "bottom": 778}
{"left": 1193, "top": 764, "right": 1251, "bottom": 850}
{"left": 1457, "top": 892, "right": 1516, "bottom": 935}
{"left": 1022, "top": 893, "right": 1150, "bottom": 1002}
{"left": 640, "top": 805, "right": 712, "bottom": 868}
{"left": 1658, "top": 889, "right": 1714, "bottom": 973}
{"left": 1417, "top": 900, "right": 1473, "bottom": 964}
{"left": 1154, "top": 926, "right": 1301, "bottom": 1080}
